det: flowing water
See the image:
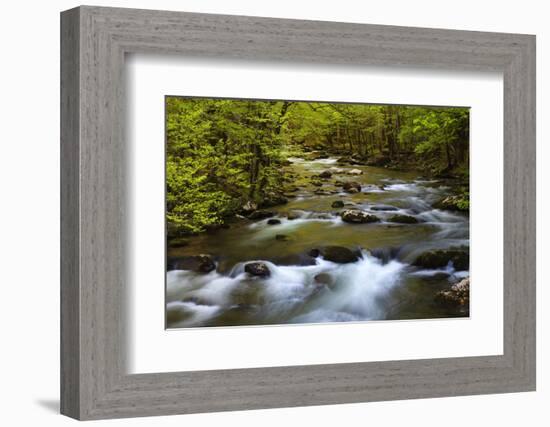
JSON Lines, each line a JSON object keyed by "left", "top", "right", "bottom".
{"left": 167, "top": 157, "right": 469, "bottom": 328}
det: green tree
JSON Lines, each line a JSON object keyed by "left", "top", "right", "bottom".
{"left": 166, "top": 97, "right": 469, "bottom": 237}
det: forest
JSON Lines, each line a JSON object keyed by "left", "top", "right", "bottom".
{"left": 166, "top": 97, "right": 469, "bottom": 238}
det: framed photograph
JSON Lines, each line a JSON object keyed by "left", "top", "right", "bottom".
{"left": 61, "top": 6, "right": 536, "bottom": 420}
{"left": 164, "top": 96, "right": 472, "bottom": 329}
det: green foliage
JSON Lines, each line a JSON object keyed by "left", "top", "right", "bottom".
{"left": 404, "top": 108, "right": 469, "bottom": 174}
{"left": 166, "top": 98, "right": 470, "bottom": 236}
{"left": 456, "top": 193, "right": 470, "bottom": 211}
{"left": 166, "top": 158, "right": 233, "bottom": 235}
{"left": 166, "top": 98, "right": 288, "bottom": 235}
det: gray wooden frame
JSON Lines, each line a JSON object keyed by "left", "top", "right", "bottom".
{"left": 60, "top": 5, "right": 536, "bottom": 420}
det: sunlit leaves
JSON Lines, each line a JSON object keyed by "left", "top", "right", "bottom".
{"left": 166, "top": 97, "right": 469, "bottom": 236}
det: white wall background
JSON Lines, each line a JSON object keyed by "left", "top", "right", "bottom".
{"left": 0, "top": 0, "right": 546, "bottom": 425}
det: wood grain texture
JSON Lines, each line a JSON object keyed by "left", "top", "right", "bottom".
{"left": 60, "top": 5, "right": 536, "bottom": 420}
{"left": 60, "top": 7, "right": 80, "bottom": 419}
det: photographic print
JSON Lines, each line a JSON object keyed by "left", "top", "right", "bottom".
{"left": 166, "top": 97, "right": 470, "bottom": 328}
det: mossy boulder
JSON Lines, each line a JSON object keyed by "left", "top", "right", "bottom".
{"left": 331, "top": 200, "right": 345, "bottom": 208}
{"left": 248, "top": 210, "right": 275, "bottom": 220}
{"left": 433, "top": 195, "right": 469, "bottom": 212}
{"left": 309, "top": 246, "right": 361, "bottom": 264}
{"left": 413, "top": 249, "right": 469, "bottom": 270}
{"left": 341, "top": 210, "right": 380, "bottom": 224}
{"left": 286, "top": 210, "right": 302, "bottom": 220}
{"left": 260, "top": 192, "right": 288, "bottom": 208}
{"left": 369, "top": 247, "right": 401, "bottom": 264}
{"left": 343, "top": 181, "right": 361, "bottom": 193}
{"left": 388, "top": 214, "right": 418, "bottom": 224}
{"left": 173, "top": 254, "right": 216, "bottom": 274}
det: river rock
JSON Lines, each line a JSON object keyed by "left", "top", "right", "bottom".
{"left": 174, "top": 254, "right": 216, "bottom": 274}
{"left": 267, "top": 218, "right": 281, "bottom": 225}
{"left": 319, "top": 170, "right": 332, "bottom": 179}
{"left": 286, "top": 210, "right": 302, "bottom": 220}
{"left": 308, "top": 248, "right": 320, "bottom": 258}
{"left": 413, "top": 249, "right": 469, "bottom": 270}
{"left": 309, "top": 246, "right": 360, "bottom": 264}
{"left": 434, "top": 277, "right": 470, "bottom": 307}
{"left": 343, "top": 181, "right": 361, "bottom": 193}
{"left": 275, "top": 234, "right": 289, "bottom": 241}
{"left": 260, "top": 192, "right": 288, "bottom": 208}
{"left": 244, "top": 262, "right": 271, "bottom": 277}
{"left": 369, "top": 247, "right": 401, "bottom": 264}
{"left": 341, "top": 210, "right": 380, "bottom": 224}
{"left": 241, "top": 200, "right": 258, "bottom": 215}
{"left": 248, "top": 210, "right": 275, "bottom": 220}
{"left": 347, "top": 168, "right": 363, "bottom": 175}
{"left": 311, "top": 180, "right": 323, "bottom": 187}
{"left": 314, "top": 189, "right": 332, "bottom": 196}
{"left": 314, "top": 273, "right": 335, "bottom": 288}
{"left": 388, "top": 214, "right": 418, "bottom": 224}
{"left": 329, "top": 167, "right": 345, "bottom": 174}
{"left": 331, "top": 200, "right": 345, "bottom": 208}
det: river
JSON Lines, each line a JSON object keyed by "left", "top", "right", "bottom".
{"left": 166, "top": 156, "right": 469, "bottom": 328}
